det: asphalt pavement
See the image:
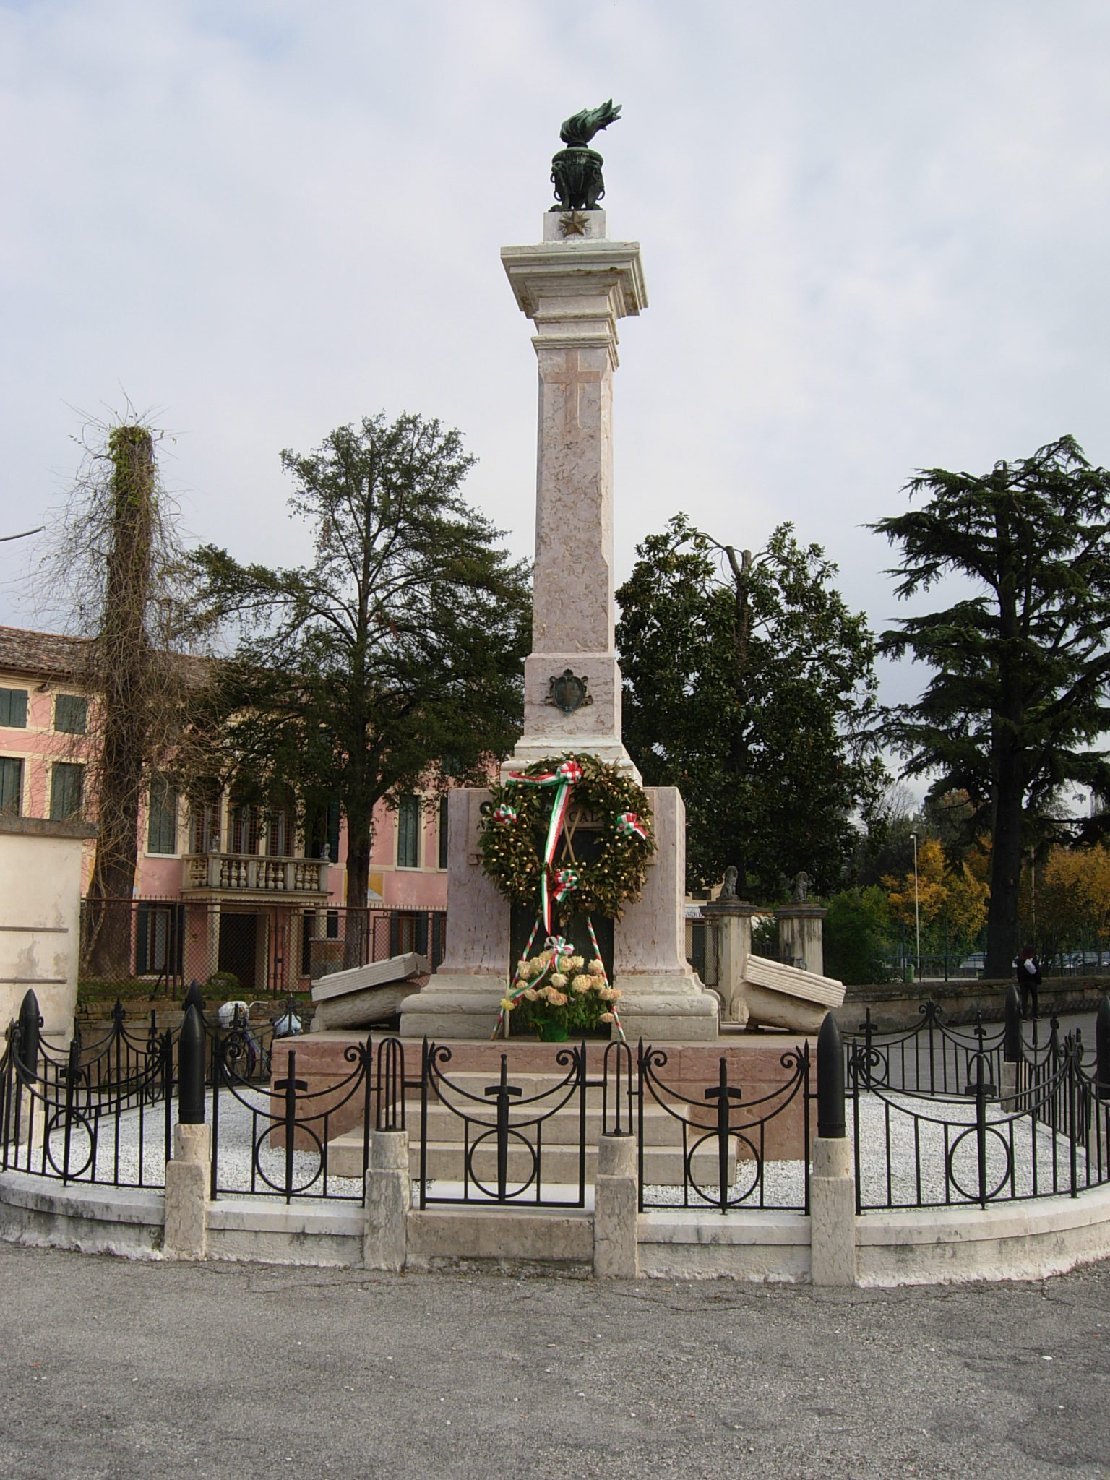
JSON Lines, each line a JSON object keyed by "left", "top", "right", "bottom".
{"left": 0, "top": 1241, "right": 1107, "bottom": 1479}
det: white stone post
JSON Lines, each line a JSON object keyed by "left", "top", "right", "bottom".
{"left": 163, "top": 1123, "right": 210, "bottom": 1259}
{"left": 809, "top": 1136, "right": 857, "bottom": 1286}
{"left": 593, "top": 1132, "right": 639, "bottom": 1279}
{"left": 363, "top": 1129, "right": 411, "bottom": 1272}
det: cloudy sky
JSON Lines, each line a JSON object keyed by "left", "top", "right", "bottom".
{"left": 3, "top": 0, "right": 1108, "bottom": 727}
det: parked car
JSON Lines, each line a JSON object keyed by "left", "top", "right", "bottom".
{"left": 958, "top": 952, "right": 986, "bottom": 975}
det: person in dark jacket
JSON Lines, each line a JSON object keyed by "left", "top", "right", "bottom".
{"left": 1017, "top": 946, "right": 1041, "bottom": 1020}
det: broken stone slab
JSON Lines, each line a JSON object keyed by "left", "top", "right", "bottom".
{"left": 310, "top": 952, "right": 430, "bottom": 1030}
{"left": 731, "top": 954, "right": 845, "bottom": 1034}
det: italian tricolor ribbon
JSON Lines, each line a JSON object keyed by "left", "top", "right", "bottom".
{"left": 506, "top": 759, "right": 583, "bottom": 931}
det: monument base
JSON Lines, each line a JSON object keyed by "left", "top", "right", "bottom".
{"left": 398, "top": 971, "right": 508, "bottom": 1041}
{"left": 613, "top": 972, "right": 720, "bottom": 1042}
{"left": 399, "top": 784, "right": 720, "bottom": 1043}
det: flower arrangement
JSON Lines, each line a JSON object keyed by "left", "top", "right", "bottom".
{"left": 497, "top": 938, "right": 624, "bottom": 1041}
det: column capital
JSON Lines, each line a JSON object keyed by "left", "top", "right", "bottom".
{"left": 501, "top": 239, "right": 647, "bottom": 327}
{"left": 776, "top": 903, "right": 828, "bottom": 922}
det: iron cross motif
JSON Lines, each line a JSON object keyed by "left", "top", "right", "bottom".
{"left": 484, "top": 1055, "right": 524, "bottom": 1201}
{"left": 705, "top": 1057, "right": 743, "bottom": 1201}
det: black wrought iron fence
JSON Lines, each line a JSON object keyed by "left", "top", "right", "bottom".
{"left": 847, "top": 1000, "right": 1110, "bottom": 1211}
{"left": 413, "top": 1040, "right": 591, "bottom": 1209}
{"left": 207, "top": 1027, "right": 372, "bottom": 1204}
{"left": 5, "top": 993, "right": 1109, "bottom": 1218}
{"left": 1, "top": 996, "right": 173, "bottom": 1189}
{"left": 362, "top": 1035, "right": 815, "bottom": 1214}
{"left": 637, "top": 1042, "right": 813, "bottom": 1213}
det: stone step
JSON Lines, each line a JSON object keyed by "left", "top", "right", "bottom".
{"left": 328, "top": 1129, "right": 738, "bottom": 1186}
{"left": 414, "top": 1100, "right": 694, "bottom": 1147}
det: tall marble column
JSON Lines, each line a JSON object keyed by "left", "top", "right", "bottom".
{"left": 501, "top": 211, "right": 645, "bottom": 775}
{"left": 401, "top": 208, "right": 717, "bottom": 1041}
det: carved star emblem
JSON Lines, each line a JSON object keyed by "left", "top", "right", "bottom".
{"left": 558, "top": 211, "right": 590, "bottom": 238}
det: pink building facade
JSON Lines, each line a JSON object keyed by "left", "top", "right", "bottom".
{"left": 0, "top": 626, "right": 449, "bottom": 993}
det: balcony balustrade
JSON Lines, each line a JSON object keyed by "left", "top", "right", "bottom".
{"left": 183, "top": 852, "right": 330, "bottom": 896}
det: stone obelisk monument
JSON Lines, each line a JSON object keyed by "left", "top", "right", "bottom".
{"left": 401, "top": 105, "right": 717, "bottom": 1041}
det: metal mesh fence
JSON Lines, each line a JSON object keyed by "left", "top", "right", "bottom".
{"left": 78, "top": 898, "right": 447, "bottom": 1000}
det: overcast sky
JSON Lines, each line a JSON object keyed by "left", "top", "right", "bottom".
{"left": 3, "top": 0, "right": 1109, "bottom": 736}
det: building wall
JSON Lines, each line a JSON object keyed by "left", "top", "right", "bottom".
{"left": 0, "top": 635, "right": 452, "bottom": 914}
{"left": 0, "top": 815, "right": 94, "bottom": 1041}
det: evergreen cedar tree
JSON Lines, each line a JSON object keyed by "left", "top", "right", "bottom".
{"left": 189, "top": 413, "right": 531, "bottom": 944}
{"left": 615, "top": 514, "right": 882, "bottom": 900}
{"left": 872, "top": 435, "right": 1110, "bottom": 979}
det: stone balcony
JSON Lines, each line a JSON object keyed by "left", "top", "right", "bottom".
{"left": 182, "top": 852, "right": 330, "bottom": 901}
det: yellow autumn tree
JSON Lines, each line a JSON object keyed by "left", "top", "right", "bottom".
{"left": 883, "top": 835, "right": 989, "bottom": 949}
{"left": 884, "top": 836, "right": 948, "bottom": 930}
{"left": 1038, "top": 844, "right": 1110, "bottom": 948}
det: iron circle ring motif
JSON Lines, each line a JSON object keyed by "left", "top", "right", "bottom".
{"left": 945, "top": 1124, "right": 1013, "bottom": 1202}
{"left": 685, "top": 1129, "right": 761, "bottom": 1207}
{"left": 252, "top": 1122, "right": 325, "bottom": 1196}
{"left": 465, "top": 1126, "right": 537, "bottom": 1201}
{"left": 44, "top": 1109, "right": 96, "bottom": 1179}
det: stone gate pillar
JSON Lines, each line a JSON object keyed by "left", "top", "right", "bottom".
{"left": 776, "top": 904, "right": 827, "bottom": 977}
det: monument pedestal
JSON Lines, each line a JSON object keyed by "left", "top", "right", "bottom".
{"left": 400, "top": 785, "right": 717, "bottom": 1041}
{"left": 399, "top": 788, "right": 509, "bottom": 1040}
{"left": 611, "top": 787, "right": 717, "bottom": 1041}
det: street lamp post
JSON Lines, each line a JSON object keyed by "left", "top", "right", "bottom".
{"left": 910, "top": 831, "right": 921, "bottom": 981}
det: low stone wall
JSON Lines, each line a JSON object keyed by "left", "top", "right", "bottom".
{"left": 0, "top": 1172, "right": 163, "bottom": 1258}
{"left": 856, "top": 1186, "right": 1110, "bottom": 1287}
{"left": 4, "top": 1131, "right": 1110, "bottom": 1288}
{"left": 835, "top": 976, "right": 1108, "bottom": 1032}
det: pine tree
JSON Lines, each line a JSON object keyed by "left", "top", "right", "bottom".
{"left": 872, "top": 435, "right": 1110, "bottom": 976}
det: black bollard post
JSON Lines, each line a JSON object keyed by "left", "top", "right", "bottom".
{"left": 1003, "top": 984, "right": 1022, "bottom": 1063}
{"left": 817, "top": 1013, "right": 846, "bottom": 1139}
{"left": 1097, "top": 995, "right": 1110, "bottom": 1103}
{"left": 183, "top": 980, "right": 205, "bottom": 1015}
{"left": 178, "top": 1003, "right": 206, "bottom": 1125}
{"left": 16, "top": 989, "right": 40, "bottom": 1085}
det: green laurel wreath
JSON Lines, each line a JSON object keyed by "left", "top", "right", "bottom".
{"left": 479, "top": 753, "right": 655, "bottom": 922}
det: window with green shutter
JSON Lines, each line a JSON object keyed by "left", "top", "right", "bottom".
{"left": 50, "top": 762, "right": 84, "bottom": 820}
{"left": 54, "top": 693, "right": 88, "bottom": 733}
{"left": 0, "top": 757, "right": 23, "bottom": 814}
{"left": 147, "top": 775, "right": 178, "bottom": 854}
{"left": 0, "top": 689, "right": 28, "bottom": 728}
{"left": 397, "top": 794, "right": 421, "bottom": 868}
